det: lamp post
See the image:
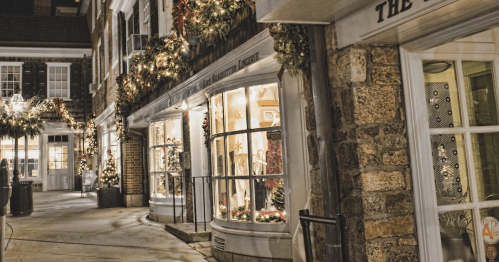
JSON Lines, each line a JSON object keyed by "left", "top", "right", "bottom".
{"left": 7, "top": 94, "right": 34, "bottom": 216}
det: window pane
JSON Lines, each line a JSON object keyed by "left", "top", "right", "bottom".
{"left": 462, "top": 61, "right": 498, "bottom": 126}
{"left": 153, "top": 147, "right": 165, "bottom": 171}
{"left": 153, "top": 121, "right": 164, "bottom": 146}
{"left": 255, "top": 178, "right": 285, "bottom": 223}
{"left": 165, "top": 119, "right": 182, "bottom": 143}
{"left": 211, "top": 93, "right": 224, "bottom": 134}
{"left": 49, "top": 67, "right": 55, "bottom": 74}
{"left": 229, "top": 179, "right": 250, "bottom": 222}
{"left": 249, "top": 83, "right": 280, "bottom": 128}
{"left": 165, "top": 145, "right": 182, "bottom": 171}
{"left": 252, "top": 131, "right": 283, "bottom": 175}
{"left": 62, "top": 67, "right": 67, "bottom": 74}
{"left": 156, "top": 173, "right": 166, "bottom": 198}
{"left": 215, "top": 179, "right": 227, "bottom": 220}
{"left": 227, "top": 133, "right": 248, "bottom": 176}
{"left": 439, "top": 209, "right": 476, "bottom": 261}
{"left": 431, "top": 134, "right": 471, "bottom": 205}
{"left": 423, "top": 61, "right": 462, "bottom": 128}
{"left": 150, "top": 174, "right": 155, "bottom": 197}
{"left": 224, "top": 88, "right": 247, "bottom": 132}
{"left": 168, "top": 173, "right": 182, "bottom": 197}
{"left": 471, "top": 132, "right": 499, "bottom": 201}
{"left": 480, "top": 207, "right": 499, "bottom": 260}
{"left": 212, "top": 137, "right": 225, "bottom": 177}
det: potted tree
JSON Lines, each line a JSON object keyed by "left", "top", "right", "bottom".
{"left": 97, "top": 150, "right": 121, "bottom": 208}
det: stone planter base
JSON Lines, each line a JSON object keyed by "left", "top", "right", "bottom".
{"left": 97, "top": 187, "right": 121, "bottom": 208}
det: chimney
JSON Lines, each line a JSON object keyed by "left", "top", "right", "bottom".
{"left": 34, "top": 0, "right": 51, "bottom": 16}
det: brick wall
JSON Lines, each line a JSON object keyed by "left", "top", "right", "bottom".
{"left": 306, "top": 24, "right": 419, "bottom": 262}
{"left": 34, "top": 0, "right": 51, "bottom": 16}
{"left": 122, "top": 133, "right": 144, "bottom": 196}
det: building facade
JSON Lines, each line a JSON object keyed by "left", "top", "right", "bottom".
{"left": 83, "top": 0, "right": 499, "bottom": 261}
{"left": 0, "top": 14, "right": 92, "bottom": 192}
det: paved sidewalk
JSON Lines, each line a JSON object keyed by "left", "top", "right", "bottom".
{"left": 3, "top": 191, "right": 212, "bottom": 262}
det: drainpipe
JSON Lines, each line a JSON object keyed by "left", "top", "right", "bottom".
{"left": 128, "top": 129, "right": 149, "bottom": 206}
{"left": 307, "top": 25, "right": 341, "bottom": 262}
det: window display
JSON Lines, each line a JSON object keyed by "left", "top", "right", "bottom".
{"left": 423, "top": 59, "right": 499, "bottom": 261}
{"left": 0, "top": 136, "right": 39, "bottom": 178}
{"left": 149, "top": 118, "right": 183, "bottom": 198}
{"left": 210, "top": 82, "right": 285, "bottom": 224}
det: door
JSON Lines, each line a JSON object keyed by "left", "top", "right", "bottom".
{"left": 48, "top": 144, "right": 69, "bottom": 190}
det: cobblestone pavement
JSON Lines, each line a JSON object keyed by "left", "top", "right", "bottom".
{"left": 3, "top": 191, "right": 213, "bottom": 262}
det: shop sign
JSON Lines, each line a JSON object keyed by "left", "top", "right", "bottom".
{"left": 202, "top": 52, "right": 259, "bottom": 87}
{"left": 482, "top": 217, "right": 499, "bottom": 245}
{"left": 335, "top": 0, "right": 457, "bottom": 48}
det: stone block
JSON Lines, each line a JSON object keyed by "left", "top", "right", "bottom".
{"left": 341, "top": 89, "right": 355, "bottom": 124}
{"left": 377, "top": 135, "right": 408, "bottom": 149}
{"left": 353, "top": 85, "right": 397, "bottom": 125}
{"left": 349, "top": 243, "right": 367, "bottom": 262}
{"left": 366, "top": 242, "right": 383, "bottom": 262}
{"left": 383, "top": 150, "right": 409, "bottom": 166}
{"left": 382, "top": 123, "right": 406, "bottom": 135}
{"left": 372, "top": 66, "right": 401, "bottom": 85}
{"left": 338, "top": 171, "right": 354, "bottom": 199}
{"left": 350, "top": 48, "right": 367, "bottom": 82}
{"left": 339, "top": 142, "right": 359, "bottom": 170}
{"left": 333, "top": 130, "right": 348, "bottom": 143}
{"left": 362, "top": 194, "right": 384, "bottom": 215}
{"left": 386, "top": 193, "right": 414, "bottom": 213}
{"left": 372, "top": 47, "right": 399, "bottom": 65}
{"left": 360, "top": 171, "right": 405, "bottom": 192}
{"left": 356, "top": 127, "right": 380, "bottom": 140}
{"left": 310, "top": 193, "right": 324, "bottom": 217}
{"left": 331, "top": 101, "right": 342, "bottom": 129}
{"left": 341, "top": 193, "right": 363, "bottom": 215}
{"left": 398, "top": 237, "right": 417, "bottom": 246}
{"left": 364, "top": 216, "right": 415, "bottom": 240}
{"left": 310, "top": 168, "right": 322, "bottom": 195}
{"left": 358, "top": 143, "right": 380, "bottom": 168}
{"left": 307, "top": 135, "right": 319, "bottom": 166}
{"left": 385, "top": 246, "right": 418, "bottom": 262}
{"left": 305, "top": 105, "right": 316, "bottom": 131}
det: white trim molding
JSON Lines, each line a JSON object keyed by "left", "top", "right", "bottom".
{"left": 0, "top": 47, "right": 91, "bottom": 58}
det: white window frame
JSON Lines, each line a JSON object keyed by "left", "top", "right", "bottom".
{"left": 97, "top": 40, "right": 102, "bottom": 89}
{"left": 46, "top": 62, "right": 71, "bottom": 100}
{"left": 92, "top": 0, "right": 95, "bottom": 31}
{"left": 401, "top": 28, "right": 499, "bottom": 262}
{"left": 101, "top": 128, "right": 121, "bottom": 186}
{"left": 96, "top": 0, "right": 101, "bottom": 18}
{"left": 207, "top": 77, "right": 288, "bottom": 233}
{"left": 112, "top": 12, "right": 119, "bottom": 67}
{"left": 143, "top": 0, "right": 150, "bottom": 37}
{"left": 0, "top": 62, "right": 23, "bottom": 100}
{"left": 104, "top": 24, "right": 109, "bottom": 79}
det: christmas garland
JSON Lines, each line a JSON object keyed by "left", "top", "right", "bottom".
{"left": 77, "top": 154, "right": 89, "bottom": 177}
{"left": 115, "top": 0, "right": 254, "bottom": 141}
{"left": 85, "top": 115, "right": 98, "bottom": 156}
{"left": 268, "top": 23, "right": 310, "bottom": 77}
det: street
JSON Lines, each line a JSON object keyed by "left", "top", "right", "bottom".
{"left": 4, "top": 191, "right": 213, "bottom": 261}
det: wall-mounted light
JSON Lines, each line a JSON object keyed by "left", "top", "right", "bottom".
{"left": 181, "top": 100, "right": 188, "bottom": 111}
{"left": 423, "top": 61, "right": 452, "bottom": 74}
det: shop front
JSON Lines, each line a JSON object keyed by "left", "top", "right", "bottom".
{"left": 128, "top": 30, "right": 309, "bottom": 261}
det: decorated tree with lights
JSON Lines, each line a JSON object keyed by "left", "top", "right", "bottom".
{"left": 100, "top": 150, "right": 119, "bottom": 188}
{"left": 271, "top": 180, "right": 285, "bottom": 211}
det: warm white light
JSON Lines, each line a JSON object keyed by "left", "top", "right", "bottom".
{"left": 11, "top": 94, "right": 25, "bottom": 114}
{"left": 236, "top": 97, "right": 246, "bottom": 106}
{"left": 181, "top": 100, "right": 188, "bottom": 110}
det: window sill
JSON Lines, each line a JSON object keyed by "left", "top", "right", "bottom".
{"left": 47, "top": 97, "right": 72, "bottom": 102}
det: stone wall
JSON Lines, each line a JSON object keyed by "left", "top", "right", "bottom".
{"left": 305, "top": 24, "right": 419, "bottom": 262}
{"left": 34, "top": 0, "right": 51, "bottom": 16}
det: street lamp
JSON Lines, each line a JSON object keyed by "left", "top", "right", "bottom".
{"left": 10, "top": 94, "right": 26, "bottom": 182}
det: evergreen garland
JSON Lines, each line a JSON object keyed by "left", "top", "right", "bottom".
{"left": 85, "top": 115, "right": 98, "bottom": 156}
{"left": 100, "top": 150, "right": 119, "bottom": 188}
{"left": 268, "top": 23, "right": 311, "bottom": 77}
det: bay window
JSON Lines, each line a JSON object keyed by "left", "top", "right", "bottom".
{"left": 210, "top": 82, "right": 286, "bottom": 227}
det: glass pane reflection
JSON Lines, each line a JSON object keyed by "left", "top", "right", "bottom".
{"left": 471, "top": 133, "right": 499, "bottom": 201}
{"left": 439, "top": 209, "right": 477, "bottom": 262}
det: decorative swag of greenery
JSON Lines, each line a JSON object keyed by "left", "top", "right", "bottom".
{"left": 0, "top": 97, "right": 98, "bottom": 155}
{"left": 115, "top": 0, "right": 311, "bottom": 141}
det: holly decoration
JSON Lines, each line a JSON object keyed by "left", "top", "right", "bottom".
{"left": 77, "top": 154, "right": 89, "bottom": 177}
{"left": 202, "top": 117, "right": 210, "bottom": 148}
{"left": 271, "top": 179, "right": 285, "bottom": 211}
{"left": 100, "top": 150, "right": 119, "bottom": 188}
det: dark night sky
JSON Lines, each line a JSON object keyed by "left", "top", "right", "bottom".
{"left": 0, "top": 0, "right": 78, "bottom": 15}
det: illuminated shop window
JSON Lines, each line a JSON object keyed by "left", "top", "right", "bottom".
{"left": 0, "top": 136, "right": 39, "bottom": 178}
{"left": 148, "top": 118, "right": 183, "bottom": 198}
{"left": 210, "top": 83, "right": 286, "bottom": 224}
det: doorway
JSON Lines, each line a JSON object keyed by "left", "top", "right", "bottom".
{"left": 47, "top": 139, "right": 70, "bottom": 190}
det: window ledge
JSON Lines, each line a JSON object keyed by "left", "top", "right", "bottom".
{"left": 47, "top": 98, "right": 72, "bottom": 102}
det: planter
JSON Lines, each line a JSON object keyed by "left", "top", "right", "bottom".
{"left": 97, "top": 187, "right": 121, "bottom": 208}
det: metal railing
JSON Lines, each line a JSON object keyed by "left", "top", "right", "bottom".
{"left": 192, "top": 175, "right": 212, "bottom": 232}
{"left": 299, "top": 209, "right": 349, "bottom": 262}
